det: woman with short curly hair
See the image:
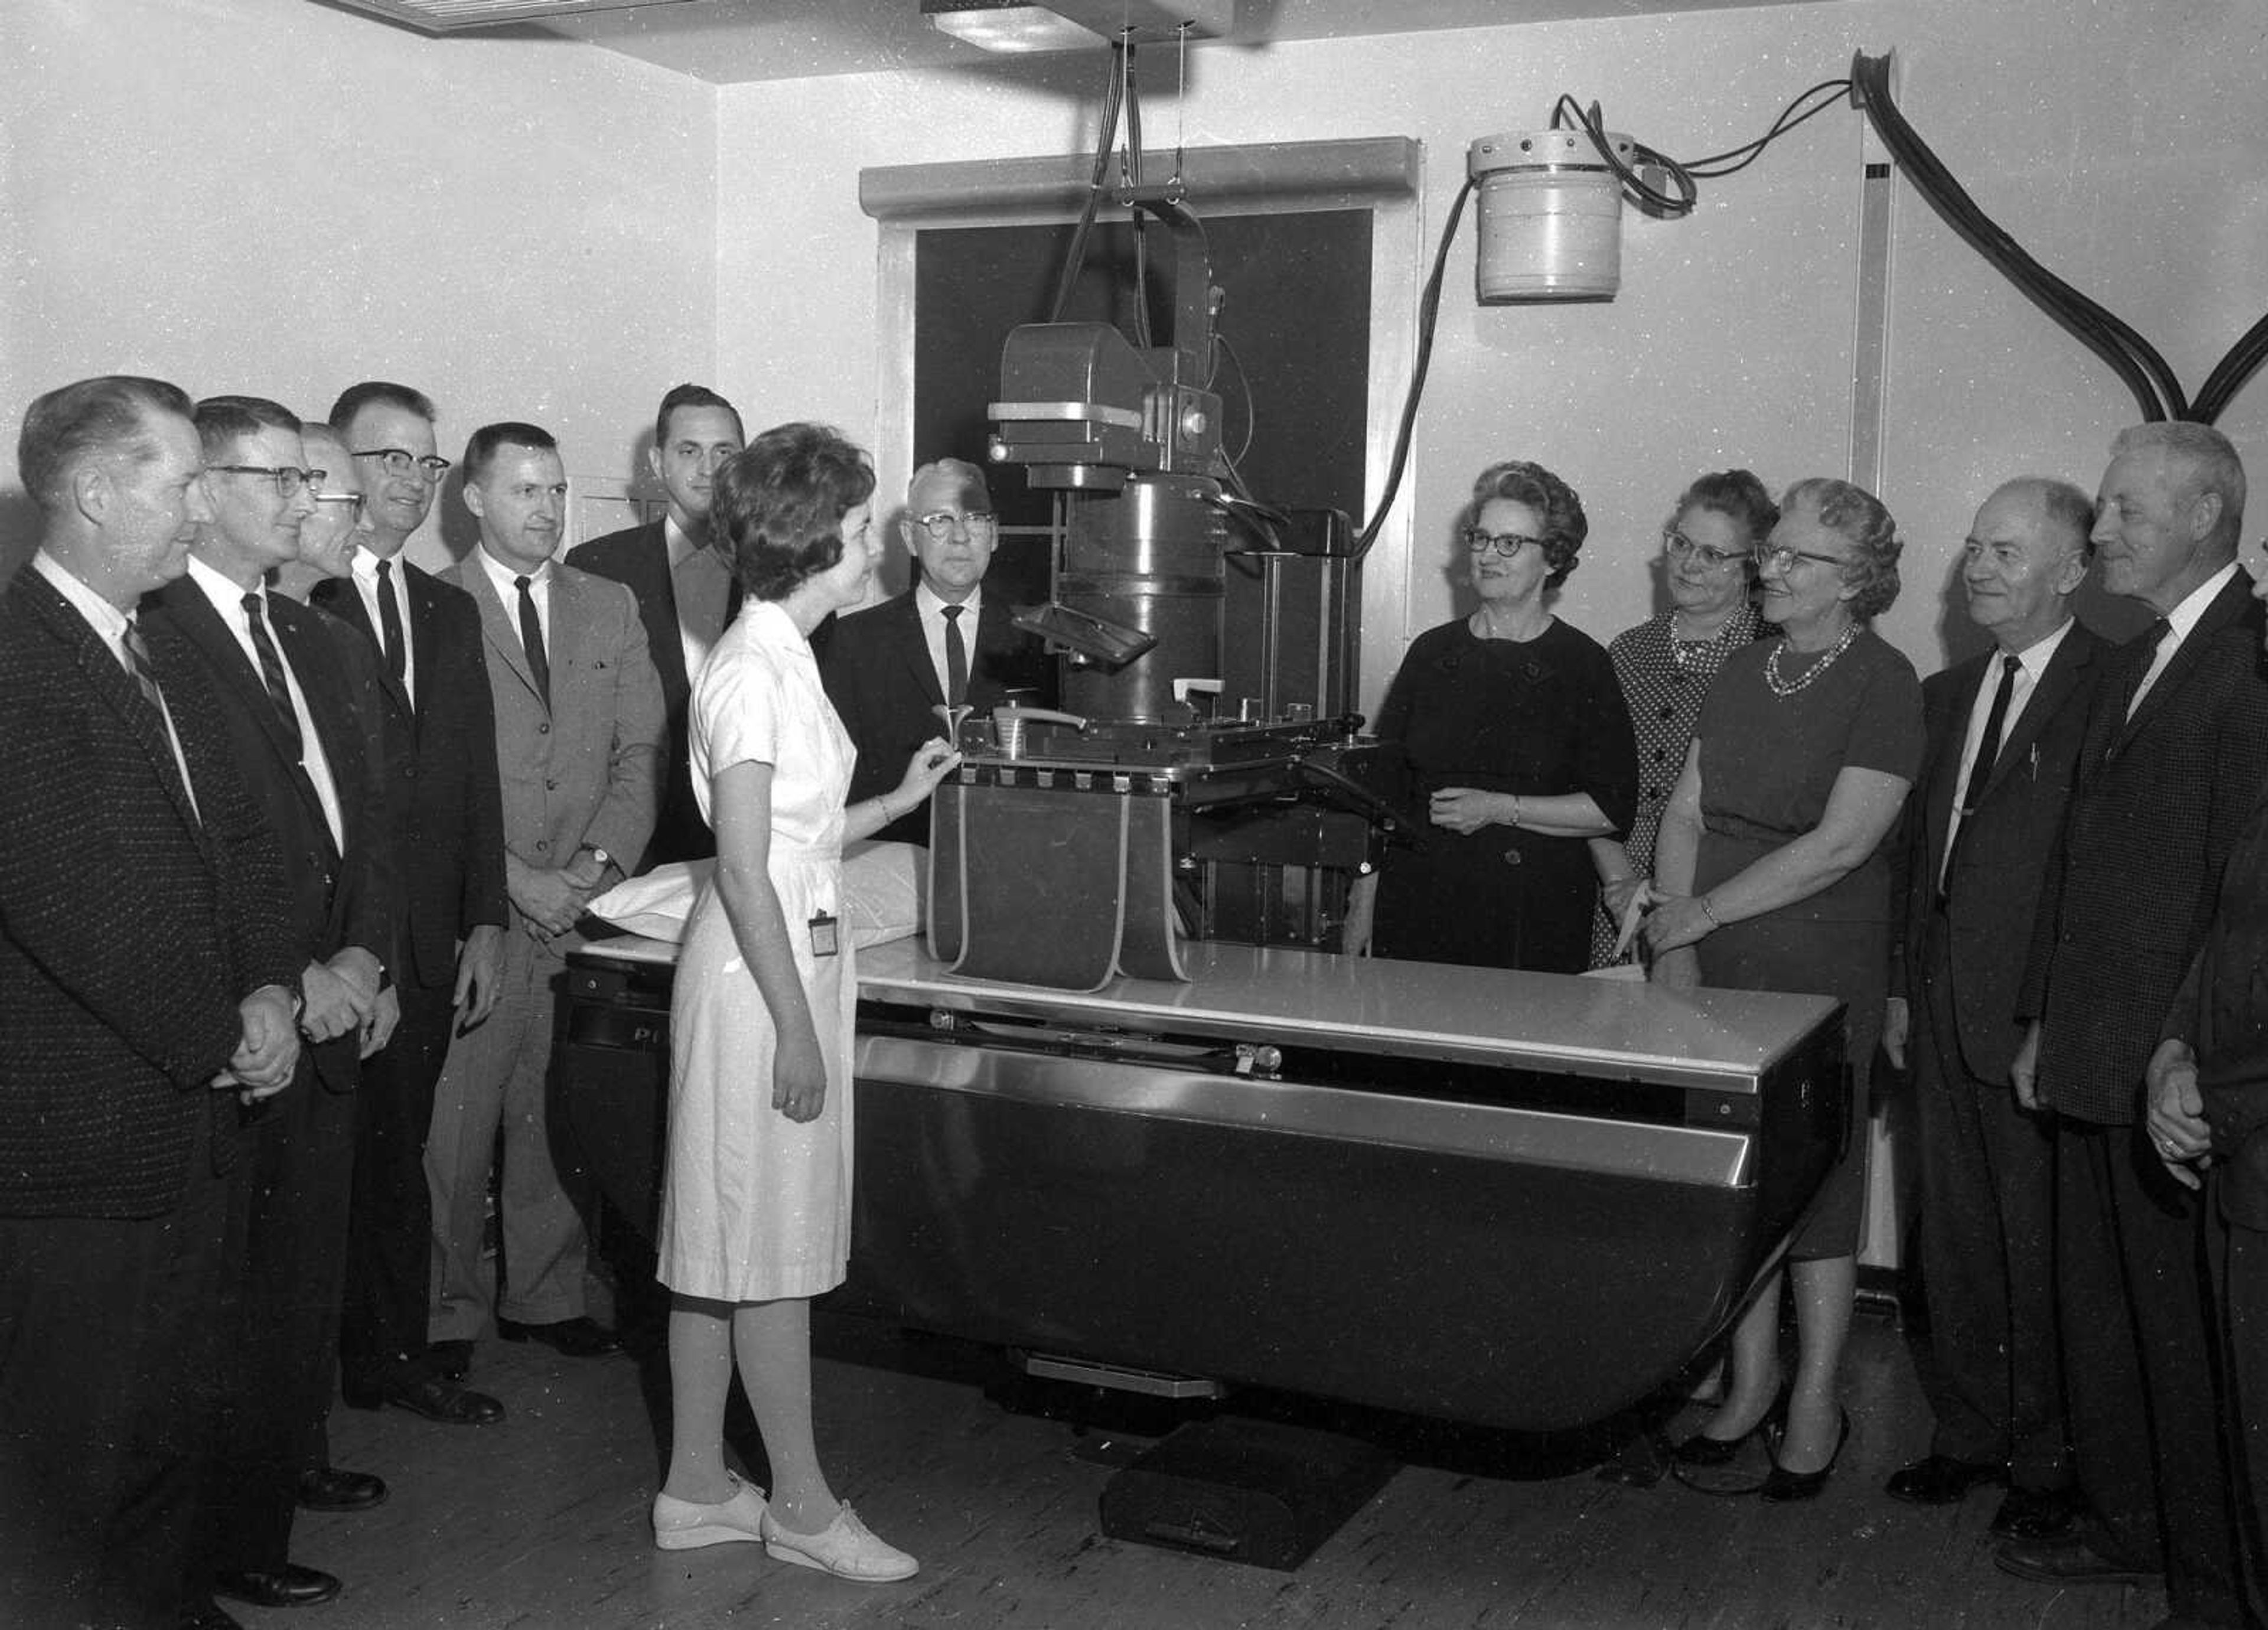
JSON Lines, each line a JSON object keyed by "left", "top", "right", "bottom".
{"left": 651, "top": 423, "right": 958, "bottom": 1580}
{"left": 1361, "top": 458, "right": 1638, "bottom": 972}
{"left": 1645, "top": 475, "right": 1923, "bottom": 1500}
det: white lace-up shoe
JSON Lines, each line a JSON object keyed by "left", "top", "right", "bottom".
{"left": 760, "top": 1503, "right": 919, "bottom": 1582}
{"left": 651, "top": 1472, "right": 768, "bottom": 1550}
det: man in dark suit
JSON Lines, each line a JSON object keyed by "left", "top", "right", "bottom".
{"left": 311, "top": 382, "right": 509, "bottom": 1423}
{"left": 820, "top": 457, "right": 1053, "bottom": 843}
{"left": 2148, "top": 552, "right": 2268, "bottom": 1624}
{"left": 1882, "top": 477, "right": 2103, "bottom": 1536}
{"left": 568, "top": 383, "right": 744, "bottom": 869}
{"left": 144, "top": 395, "right": 400, "bottom": 1619}
{"left": 2003, "top": 423, "right": 2268, "bottom": 1630}
{"left": 429, "top": 422, "right": 662, "bottom": 1361}
{"left": 0, "top": 376, "right": 301, "bottom": 1630}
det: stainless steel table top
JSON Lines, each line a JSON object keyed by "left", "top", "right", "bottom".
{"left": 577, "top": 934, "right": 1839, "bottom": 1090}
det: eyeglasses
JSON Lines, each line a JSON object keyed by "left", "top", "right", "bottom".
{"left": 1461, "top": 526, "right": 1544, "bottom": 559}
{"left": 913, "top": 510, "right": 998, "bottom": 543}
{"left": 208, "top": 464, "right": 322, "bottom": 499}
{"left": 1753, "top": 542, "right": 1849, "bottom": 573}
{"left": 1663, "top": 527, "right": 1746, "bottom": 570}
{"left": 352, "top": 448, "right": 453, "bottom": 479}
{"left": 312, "top": 491, "right": 367, "bottom": 520}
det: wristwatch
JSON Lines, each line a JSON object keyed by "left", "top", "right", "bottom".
{"left": 575, "top": 844, "right": 616, "bottom": 882}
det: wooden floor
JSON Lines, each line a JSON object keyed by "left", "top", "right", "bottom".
{"left": 276, "top": 1306, "right": 2169, "bottom": 1630}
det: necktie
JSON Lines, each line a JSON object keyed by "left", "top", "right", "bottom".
{"left": 374, "top": 556, "right": 406, "bottom": 683}
{"left": 516, "top": 574, "right": 550, "bottom": 709}
{"left": 1960, "top": 653, "right": 2021, "bottom": 815}
{"left": 242, "top": 591, "right": 304, "bottom": 758}
{"left": 2124, "top": 617, "right": 2173, "bottom": 718}
{"left": 941, "top": 602, "right": 969, "bottom": 708}
{"left": 120, "top": 615, "right": 167, "bottom": 717}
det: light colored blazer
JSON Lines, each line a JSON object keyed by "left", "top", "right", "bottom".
{"left": 443, "top": 553, "right": 664, "bottom": 941}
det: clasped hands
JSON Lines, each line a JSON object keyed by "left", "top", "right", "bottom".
{"left": 508, "top": 848, "right": 612, "bottom": 943}
{"left": 1596, "top": 878, "right": 1715, "bottom": 960}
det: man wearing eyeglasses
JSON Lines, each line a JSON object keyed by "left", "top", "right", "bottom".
{"left": 1880, "top": 478, "right": 2103, "bottom": 1540}
{"left": 271, "top": 420, "right": 369, "bottom": 598}
{"left": 309, "top": 383, "right": 509, "bottom": 1429}
{"left": 819, "top": 457, "right": 1053, "bottom": 844}
{"left": 568, "top": 384, "right": 745, "bottom": 868}
{"left": 141, "top": 395, "right": 397, "bottom": 1620}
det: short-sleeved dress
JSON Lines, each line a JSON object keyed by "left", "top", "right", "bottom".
{"left": 1372, "top": 616, "right": 1640, "bottom": 973}
{"left": 1589, "top": 605, "right": 1761, "bottom": 967}
{"left": 1690, "top": 627, "right": 1924, "bottom": 1259}
{"left": 658, "top": 599, "right": 859, "bottom": 1303}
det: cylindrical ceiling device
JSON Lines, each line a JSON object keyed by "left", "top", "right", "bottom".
{"left": 1467, "top": 128, "right": 1632, "bottom": 302}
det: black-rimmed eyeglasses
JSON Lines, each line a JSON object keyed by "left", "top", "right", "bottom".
{"left": 1663, "top": 527, "right": 1746, "bottom": 570}
{"left": 209, "top": 464, "right": 322, "bottom": 499}
{"left": 352, "top": 448, "right": 453, "bottom": 478}
{"left": 1460, "top": 526, "right": 1543, "bottom": 559}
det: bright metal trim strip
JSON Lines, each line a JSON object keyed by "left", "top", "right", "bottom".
{"left": 987, "top": 399, "right": 1145, "bottom": 430}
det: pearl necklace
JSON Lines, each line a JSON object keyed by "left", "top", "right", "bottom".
{"left": 1763, "top": 623, "right": 1859, "bottom": 697}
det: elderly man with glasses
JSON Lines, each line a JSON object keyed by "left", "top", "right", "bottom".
{"left": 818, "top": 456, "right": 1054, "bottom": 845}
{"left": 307, "top": 382, "right": 509, "bottom": 1429}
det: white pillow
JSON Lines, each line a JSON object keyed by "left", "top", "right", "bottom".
{"left": 587, "top": 840, "right": 924, "bottom": 949}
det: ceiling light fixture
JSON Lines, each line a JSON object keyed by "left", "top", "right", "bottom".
{"left": 921, "top": 0, "right": 1231, "bottom": 55}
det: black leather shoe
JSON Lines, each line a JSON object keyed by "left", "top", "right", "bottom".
{"left": 343, "top": 1373, "right": 505, "bottom": 1425}
{"left": 1760, "top": 1409, "right": 1850, "bottom": 1503}
{"left": 296, "top": 1466, "right": 389, "bottom": 1511}
{"left": 1994, "top": 1533, "right": 2161, "bottom": 1586}
{"left": 181, "top": 1599, "right": 245, "bottom": 1630}
{"left": 431, "top": 1338, "right": 474, "bottom": 1381}
{"left": 1671, "top": 1382, "right": 1790, "bottom": 1469}
{"left": 497, "top": 1315, "right": 621, "bottom": 1358}
{"left": 211, "top": 1564, "right": 343, "bottom": 1608}
{"left": 1992, "top": 1484, "right": 2081, "bottom": 1540}
{"left": 1884, "top": 1453, "right": 2006, "bottom": 1505}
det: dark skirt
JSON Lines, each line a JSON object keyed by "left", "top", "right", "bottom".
{"left": 1696, "top": 833, "right": 1885, "bottom": 1261}
{"left": 1374, "top": 827, "right": 1596, "bottom": 974}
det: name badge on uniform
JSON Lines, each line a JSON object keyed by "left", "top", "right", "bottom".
{"left": 809, "top": 910, "right": 840, "bottom": 959}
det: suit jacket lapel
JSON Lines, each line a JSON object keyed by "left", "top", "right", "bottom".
{"left": 896, "top": 593, "right": 944, "bottom": 709}
{"left": 1923, "top": 656, "right": 1983, "bottom": 874}
{"left": 158, "top": 579, "right": 317, "bottom": 794}
{"left": 25, "top": 575, "right": 207, "bottom": 849}
{"left": 1982, "top": 626, "right": 2098, "bottom": 803}
{"left": 548, "top": 568, "right": 587, "bottom": 721}
{"left": 2119, "top": 572, "right": 2251, "bottom": 749}
{"left": 315, "top": 573, "right": 414, "bottom": 719}
{"left": 273, "top": 605, "right": 353, "bottom": 863}
{"left": 449, "top": 556, "right": 543, "bottom": 708}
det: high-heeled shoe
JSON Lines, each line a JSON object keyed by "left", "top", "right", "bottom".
{"left": 1670, "top": 1379, "right": 1790, "bottom": 1469}
{"left": 1760, "top": 1408, "right": 1850, "bottom": 1502}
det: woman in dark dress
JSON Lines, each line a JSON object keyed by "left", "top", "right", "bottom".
{"left": 1588, "top": 470, "right": 1776, "bottom": 967}
{"left": 1368, "top": 460, "right": 1638, "bottom": 973}
{"left": 1645, "top": 477, "right": 1923, "bottom": 1499}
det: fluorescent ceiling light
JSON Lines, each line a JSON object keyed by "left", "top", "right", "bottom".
{"left": 923, "top": 2, "right": 1107, "bottom": 53}
{"left": 319, "top": 0, "right": 699, "bottom": 34}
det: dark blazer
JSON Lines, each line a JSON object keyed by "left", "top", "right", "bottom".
{"left": 819, "top": 589, "right": 1054, "bottom": 844}
{"left": 2164, "top": 796, "right": 2268, "bottom": 1228}
{"left": 143, "top": 578, "right": 395, "bottom": 1094}
{"left": 311, "top": 562, "right": 509, "bottom": 990}
{"left": 2021, "top": 570, "right": 2268, "bottom": 1124}
{"left": 0, "top": 569, "right": 298, "bottom": 1218}
{"left": 1892, "top": 621, "right": 2106, "bottom": 1084}
{"left": 567, "top": 521, "right": 723, "bottom": 868}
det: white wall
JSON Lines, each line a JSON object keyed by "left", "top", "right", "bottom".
{"left": 715, "top": 0, "right": 2268, "bottom": 706}
{"left": 1, "top": 0, "right": 718, "bottom": 571}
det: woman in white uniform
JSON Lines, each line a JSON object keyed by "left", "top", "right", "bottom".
{"left": 649, "top": 423, "right": 957, "bottom": 1580}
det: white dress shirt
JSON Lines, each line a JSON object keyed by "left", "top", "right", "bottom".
{"left": 2127, "top": 559, "right": 2239, "bottom": 719}
{"left": 1940, "top": 617, "right": 2075, "bottom": 890}
{"left": 184, "top": 554, "right": 344, "bottom": 850}
{"left": 914, "top": 581, "right": 983, "bottom": 707}
{"left": 350, "top": 545, "right": 418, "bottom": 706}
{"left": 32, "top": 549, "right": 200, "bottom": 819}
{"left": 666, "top": 516, "right": 734, "bottom": 684}
{"left": 475, "top": 546, "right": 553, "bottom": 665}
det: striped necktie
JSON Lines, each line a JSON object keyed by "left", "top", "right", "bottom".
{"left": 241, "top": 591, "right": 304, "bottom": 758}
{"left": 120, "top": 614, "right": 167, "bottom": 716}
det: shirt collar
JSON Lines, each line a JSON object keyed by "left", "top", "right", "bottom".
{"left": 914, "top": 581, "right": 982, "bottom": 621}
{"left": 2162, "top": 559, "right": 2240, "bottom": 645}
{"left": 185, "top": 552, "right": 264, "bottom": 622}
{"left": 30, "top": 549, "right": 129, "bottom": 643}
{"left": 475, "top": 544, "right": 549, "bottom": 602}
{"left": 2001, "top": 615, "right": 2075, "bottom": 681}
